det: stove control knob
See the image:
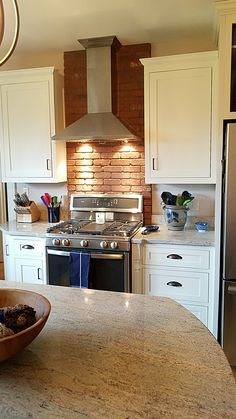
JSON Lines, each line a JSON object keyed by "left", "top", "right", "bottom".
{"left": 100, "top": 241, "right": 108, "bottom": 249}
{"left": 110, "top": 241, "right": 118, "bottom": 249}
{"left": 62, "top": 239, "right": 71, "bottom": 247}
{"left": 80, "top": 240, "right": 88, "bottom": 248}
{"left": 53, "top": 238, "right": 61, "bottom": 246}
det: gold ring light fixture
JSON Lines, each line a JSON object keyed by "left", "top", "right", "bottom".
{"left": 0, "top": 0, "right": 19, "bottom": 66}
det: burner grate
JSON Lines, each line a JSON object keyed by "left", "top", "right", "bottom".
{"left": 46, "top": 219, "right": 142, "bottom": 237}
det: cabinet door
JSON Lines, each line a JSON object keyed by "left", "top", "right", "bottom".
{"left": 1, "top": 81, "right": 52, "bottom": 179}
{"left": 217, "top": 11, "right": 236, "bottom": 118}
{"left": 148, "top": 67, "right": 212, "bottom": 181}
{"left": 15, "top": 258, "right": 44, "bottom": 284}
{"left": 2, "top": 234, "right": 15, "bottom": 281}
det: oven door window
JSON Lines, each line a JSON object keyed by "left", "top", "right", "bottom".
{"left": 47, "top": 248, "right": 129, "bottom": 292}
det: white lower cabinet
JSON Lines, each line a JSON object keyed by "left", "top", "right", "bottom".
{"left": 3, "top": 234, "right": 47, "bottom": 285}
{"left": 132, "top": 243, "right": 216, "bottom": 335}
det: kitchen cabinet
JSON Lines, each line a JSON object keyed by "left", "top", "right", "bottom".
{"left": 215, "top": 2, "right": 236, "bottom": 118}
{"left": 132, "top": 242, "right": 216, "bottom": 335}
{"left": 140, "top": 52, "right": 218, "bottom": 184}
{"left": 0, "top": 67, "right": 67, "bottom": 183}
{"left": 2, "top": 234, "right": 47, "bottom": 285}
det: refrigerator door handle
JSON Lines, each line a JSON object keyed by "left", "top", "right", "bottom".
{"left": 227, "top": 284, "right": 236, "bottom": 295}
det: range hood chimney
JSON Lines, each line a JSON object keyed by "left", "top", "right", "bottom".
{"left": 52, "top": 36, "right": 138, "bottom": 142}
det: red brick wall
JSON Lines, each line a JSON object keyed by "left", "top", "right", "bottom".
{"left": 64, "top": 43, "right": 152, "bottom": 225}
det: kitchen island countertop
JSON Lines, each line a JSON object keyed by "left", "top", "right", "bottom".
{"left": 0, "top": 281, "right": 235, "bottom": 418}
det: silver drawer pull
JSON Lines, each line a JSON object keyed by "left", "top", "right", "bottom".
{"left": 228, "top": 285, "right": 236, "bottom": 295}
{"left": 167, "top": 281, "right": 182, "bottom": 287}
{"left": 21, "top": 245, "right": 35, "bottom": 250}
{"left": 167, "top": 254, "right": 182, "bottom": 260}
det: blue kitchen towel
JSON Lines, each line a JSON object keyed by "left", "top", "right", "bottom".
{"left": 69, "top": 252, "right": 91, "bottom": 288}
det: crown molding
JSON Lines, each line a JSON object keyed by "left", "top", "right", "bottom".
{"left": 214, "top": 0, "right": 236, "bottom": 14}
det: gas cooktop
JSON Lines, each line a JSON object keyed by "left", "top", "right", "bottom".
{"left": 46, "top": 220, "right": 142, "bottom": 238}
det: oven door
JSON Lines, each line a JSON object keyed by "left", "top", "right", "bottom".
{"left": 46, "top": 247, "right": 130, "bottom": 292}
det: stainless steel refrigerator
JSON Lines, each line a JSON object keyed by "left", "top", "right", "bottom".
{"left": 221, "top": 121, "right": 236, "bottom": 366}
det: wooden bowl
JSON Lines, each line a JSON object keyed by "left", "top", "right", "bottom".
{"left": 0, "top": 289, "right": 51, "bottom": 362}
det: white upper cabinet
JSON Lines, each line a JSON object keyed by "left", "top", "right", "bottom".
{"left": 141, "top": 52, "right": 218, "bottom": 184}
{"left": 215, "top": 2, "right": 236, "bottom": 119}
{"left": 0, "top": 67, "right": 67, "bottom": 183}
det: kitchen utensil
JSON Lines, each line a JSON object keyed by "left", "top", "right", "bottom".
{"left": 14, "top": 193, "right": 22, "bottom": 206}
{"left": 51, "top": 196, "right": 58, "bottom": 207}
{"left": 43, "top": 193, "right": 51, "bottom": 207}
{"left": 41, "top": 195, "right": 48, "bottom": 207}
{"left": 20, "top": 192, "right": 30, "bottom": 206}
{"left": 161, "top": 192, "right": 177, "bottom": 205}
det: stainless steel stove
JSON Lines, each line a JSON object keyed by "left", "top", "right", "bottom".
{"left": 46, "top": 194, "right": 143, "bottom": 292}
{"left": 46, "top": 194, "right": 143, "bottom": 252}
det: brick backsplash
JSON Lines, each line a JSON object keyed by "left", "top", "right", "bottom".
{"left": 64, "top": 42, "right": 152, "bottom": 225}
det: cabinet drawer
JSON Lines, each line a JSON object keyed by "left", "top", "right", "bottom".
{"left": 144, "top": 268, "right": 209, "bottom": 303}
{"left": 180, "top": 303, "right": 208, "bottom": 327}
{"left": 143, "top": 245, "right": 210, "bottom": 270}
{"left": 13, "top": 238, "right": 44, "bottom": 257}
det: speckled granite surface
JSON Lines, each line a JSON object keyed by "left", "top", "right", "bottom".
{"left": 0, "top": 221, "right": 55, "bottom": 237}
{"left": 0, "top": 282, "right": 235, "bottom": 418}
{"left": 0, "top": 220, "right": 215, "bottom": 247}
{"left": 132, "top": 224, "right": 215, "bottom": 246}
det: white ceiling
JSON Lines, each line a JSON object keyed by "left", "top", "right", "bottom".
{"left": 1, "top": 0, "right": 216, "bottom": 55}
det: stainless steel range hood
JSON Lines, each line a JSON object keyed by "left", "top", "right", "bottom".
{"left": 52, "top": 36, "right": 138, "bottom": 142}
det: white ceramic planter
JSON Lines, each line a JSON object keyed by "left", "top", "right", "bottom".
{"left": 163, "top": 205, "right": 188, "bottom": 231}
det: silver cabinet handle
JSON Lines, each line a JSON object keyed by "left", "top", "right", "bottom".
{"left": 228, "top": 285, "right": 236, "bottom": 295}
{"left": 167, "top": 281, "right": 182, "bottom": 287}
{"left": 46, "top": 159, "right": 51, "bottom": 170}
{"left": 5, "top": 244, "right": 9, "bottom": 256}
{"left": 21, "top": 244, "right": 34, "bottom": 250}
{"left": 152, "top": 158, "right": 157, "bottom": 170}
{"left": 167, "top": 254, "right": 182, "bottom": 260}
{"left": 37, "top": 268, "right": 41, "bottom": 280}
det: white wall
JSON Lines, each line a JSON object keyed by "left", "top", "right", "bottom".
{"left": 1, "top": 51, "right": 64, "bottom": 74}
{"left": 0, "top": 36, "right": 216, "bottom": 74}
{"left": 152, "top": 183, "right": 215, "bottom": 216}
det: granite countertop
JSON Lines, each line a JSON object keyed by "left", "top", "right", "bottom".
{"left": 0, "top": 221, "right": 215, "bottom": 247}
{"left": 0, "top": 221, "right": 56, "bottom": 237}
{"left": 0, "top": 281, "right": 235, "bottom": 418}
{"left": 132, "top": 224, "right": 215, "bottom": 246}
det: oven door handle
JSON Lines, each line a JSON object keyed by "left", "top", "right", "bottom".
{"left": 47, "top": 249, "right": 124, "bottom": 260}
